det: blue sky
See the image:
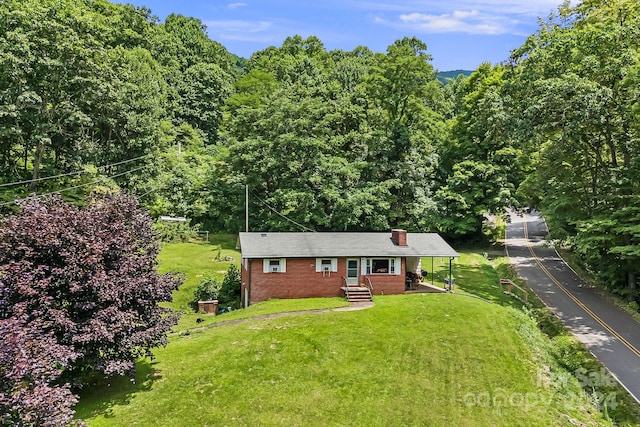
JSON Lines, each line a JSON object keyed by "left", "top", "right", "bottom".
{"left": 119, "top": 0, "right": 572, "bottom": 71}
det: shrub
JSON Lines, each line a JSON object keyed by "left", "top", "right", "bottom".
{"left": 0, "top": 194, "right": 182, "bottom": 424}
{"left": 218, "top": 264, "right": 242, "bottom": 309}
{"left": 531, "top": 307, "right": 566, "bottom": 337}
{"left": 550, "top": 335, "right": 588, "bottom": 372}
{"left": 193, "top": 276, "right": 221, "bottom": 305}
{"left": 153, "top": 219, "right": 199, "bottom": 242}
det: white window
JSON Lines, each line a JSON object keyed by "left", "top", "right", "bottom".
{"left": 362, "top": 258, "right": 401, "bottom": 275}
{"left": 315, "top": 258, "right": 338, "bottom": 273}
{"left": 263, "top": 258, "right": 286, "bottom": 273}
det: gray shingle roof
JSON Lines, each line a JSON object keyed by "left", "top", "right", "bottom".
{"left": 238, "top": 232, "right": 459, "bottom": 258}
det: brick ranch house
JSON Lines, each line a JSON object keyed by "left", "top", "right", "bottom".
{"left": 238, "top": 229, "right": 459, "bottom": 306}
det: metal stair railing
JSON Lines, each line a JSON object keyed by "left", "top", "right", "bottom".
{"left": 342, "top": 276, "right": 349, "bottom": 300}
{"left": 364, "top": 276, "right": 374, "bottom": 300}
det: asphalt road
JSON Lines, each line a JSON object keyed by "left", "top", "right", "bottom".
{"left": 506, "top": 210, "right": 640, "bottom": 404}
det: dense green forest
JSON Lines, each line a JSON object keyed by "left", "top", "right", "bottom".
{"left": 0, "top": 0, "right": 638, "bottom": 299}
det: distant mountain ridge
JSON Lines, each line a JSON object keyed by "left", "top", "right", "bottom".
{"left": 437, "top": 69, "right": 473, "bottom": 84}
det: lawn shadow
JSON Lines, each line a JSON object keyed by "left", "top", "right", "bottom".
{"left": 74, "top": 359, "right": 161, "bottom": 421}
{"left": 181, "top": 233, "right": 237, "bottom": 251}
{"left": 208, "top": 233, "right": 238, "bottom": 250}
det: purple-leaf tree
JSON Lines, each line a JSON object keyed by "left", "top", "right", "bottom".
{"left": 0, "top": 315, "right": 79, "bottom": 426}
{"left": 0, "top": 193, "right": 182, "bottom": 424}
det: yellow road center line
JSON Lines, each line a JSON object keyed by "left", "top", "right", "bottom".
{"left": 522, "top": 216, "right": 640, "bottom": 359}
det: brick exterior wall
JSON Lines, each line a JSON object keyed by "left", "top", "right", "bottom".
{"left": 367, "top": 257, "right": 406, "bottom": 296}
{"left": 241, "top": 257, "right": 406, "bottom": 304}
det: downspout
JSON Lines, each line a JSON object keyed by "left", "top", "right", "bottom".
{"left": 247, "top": 259, "right": 253, "bottom": 307}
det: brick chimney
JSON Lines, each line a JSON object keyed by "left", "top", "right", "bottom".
{"left": 391, "top": 229, "right": 407, "bottom": 246}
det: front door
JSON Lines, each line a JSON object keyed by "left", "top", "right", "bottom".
{"left": 346, "top": 259, "right": 359, "bottom": 286}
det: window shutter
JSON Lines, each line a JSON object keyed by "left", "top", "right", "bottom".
{"left": 263, "top": 259, "right": 270, "bottom": 273}
{"left": 393, "top": 258, "right": 401, "bottom": 275}
{"left": 280, "top": 258, "right": 286, "bottom": 273}
{"left": 361, "top": 258, "right": 368, "bottom": 275}
{"left": 331, "top": 258, "right": 338, "bottom": 272}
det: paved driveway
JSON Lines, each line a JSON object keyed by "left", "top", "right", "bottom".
{"left": 506, "top": 210, "right": 640, "bottom": 403}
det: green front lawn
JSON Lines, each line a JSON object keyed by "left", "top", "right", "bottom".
{"left": 76, "top": 293, "right": 605, "bottom": 426}
{"left": 74, "top": 241, "right": 637, "bottom": 425}
{"left": 172, "top": 297, "right": 350, "bottom": 333}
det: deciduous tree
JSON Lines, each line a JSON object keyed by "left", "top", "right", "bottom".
{"left": 0, "top": 193, "right": 182, "bottom": 425}
{"left": 508, "top": 0, "right": 640, "bottom": 297}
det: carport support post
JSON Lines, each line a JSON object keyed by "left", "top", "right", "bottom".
{"left": 449, "top": 257, "right": 453, "bottom": 291}
{"left": 431, "top": 257, "right": 434, "bottom": 286}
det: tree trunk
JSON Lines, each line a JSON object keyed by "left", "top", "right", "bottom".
{"left": 29, "top": 140, "right": 46, "bottom": 192}
{"left": 628, "top": 271, "right": 637, "bottom": 302}
{"left": 621, "top": 122, "right": 632, "bottom": 169}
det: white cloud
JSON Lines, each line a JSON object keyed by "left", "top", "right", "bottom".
{"left": 452, "top": 10, "right": 479, "bottom": 19}
{"left": 206, "top": 20, "right": 271, "bottom": 33}
{"left": 205, "top": 20, "right": 295, "bottom": 43}
{"left": 474, "top": 23, "right": 505, "bottom": 35}
{"left": 399, "top": 10, "right": 508, "bottom": 35}
{"left": 348, "top": 0, "right": 581, "bottom": 36}
{"left": 350, "top": 0, "right": 578, "bottom": 17}
{"left": 227, "top": 2, "right": 247, "bottom": 9}
{"left": 399, "top": 12, "right": 425, "bottom": 23}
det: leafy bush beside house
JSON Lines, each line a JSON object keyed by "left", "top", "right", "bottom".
{"left": 218, "top": 264, "right": 242, "bottom": 309}
{"left": 191, "top": 264, "right": 242, "bottom": 310}
{"left": 193, "top": 276, "right": 221, "bottom": 306}
{"left": 0, "top": 194, "right": 182, "bottom": 425}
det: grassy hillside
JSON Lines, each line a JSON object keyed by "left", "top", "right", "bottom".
{"left": 76, "top": 294, "right": 603, "bottom": 426}
{"left": 73, "top": 242, "right": 639, "bottom": 425}
{"left": 156, "top": 234, "right": 239, "bottom": 312}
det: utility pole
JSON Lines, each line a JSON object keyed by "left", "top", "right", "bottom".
{"left": 245, "top": 184, "right": 249, "bottom": 232}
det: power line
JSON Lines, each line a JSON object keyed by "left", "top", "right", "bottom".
{"left": 0, "top": 154, "right": 150, "bottom": 188}
{"left": 0, "top": 165, "right": 147, "bottom": 207}
{"left": 136, "top": 188, "right": 156, "bottom": 199}
{"left": 250, "top": 191, "right": 315, "bottom": 232}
